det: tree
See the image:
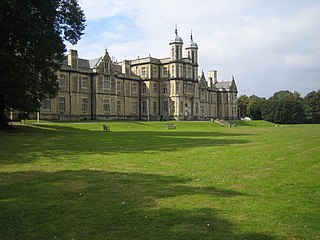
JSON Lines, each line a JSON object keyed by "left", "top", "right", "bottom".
{"left": 0, "top": 0, "right": 86, "bottom": 127}
{"left": 247, "top": 95, "right": 266, "bottom": 120}
{"left": 237, "top": 95, "right": 249, "bottom": 117}
{"left": 304, "top": 90, "right": 320, "bottom": 123}
{"left": 263, "top": 90, "right": 305, "bottom": 123}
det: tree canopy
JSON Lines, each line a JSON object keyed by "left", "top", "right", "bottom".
{"left": 304, "top": 90, "right": 320, "bottom": 123}
{"left": 238, "top": 90, "right": 318, "bottom": 124}
{"left": 0, "top": 0, "right": 86, "bottom": 127}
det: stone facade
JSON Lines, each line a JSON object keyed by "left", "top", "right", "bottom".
{"left": 40, "top": 29, "right": 238, "bottom": 121}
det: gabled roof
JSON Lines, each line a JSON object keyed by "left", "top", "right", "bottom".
{"left": 215, "top": 78, "right": 238, "bottom": 92}
{"left": 215, "top": 81, "right": 231, "bottom": 89}
{"left": 89, "top": 57, "right": 102, "bottom": 68}
{"left": 198, "top": 71, "right": 207, "bottom": 88}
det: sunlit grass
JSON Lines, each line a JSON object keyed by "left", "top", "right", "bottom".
{"left": 1, "top": 121, "right": 319, "bottom": 239}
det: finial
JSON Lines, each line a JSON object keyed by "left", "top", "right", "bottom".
{"left": 175, "top": 24, "right": 177, "bottom": 34}
{"left": 191, "top": 30, "right": 193, "bottom": 40}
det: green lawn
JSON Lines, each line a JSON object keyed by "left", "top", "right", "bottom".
{"left": 0, "top": 121, "right": 319, "bottom": 239}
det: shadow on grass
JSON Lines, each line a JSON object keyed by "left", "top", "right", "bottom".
{"left": 0, "top": 170, "right": 276, "bottom": 239}
{"left": 0, "top": 124, "right": 252, "bottom": 164}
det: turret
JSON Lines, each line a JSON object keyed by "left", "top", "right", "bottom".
{"left": 185, "top": 31, "right": 198, "bottom": 64}
{"left": 169, "top": 27, "right": 183, "bottom": 61}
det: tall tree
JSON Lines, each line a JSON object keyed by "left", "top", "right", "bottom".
{"left": 304, "top": 90, "right": 320, "bottom": 123}
{"left": 0, "top": 0, "right": 86, "bottom": 127}
{"left": 237, "top": 95, "right": 249, "bottom": 117}
{"left": 263, "top": 90, "right": 305, "bottom": 123}
{"left": 247, "top": 95, "right": 266, "bottom": 120}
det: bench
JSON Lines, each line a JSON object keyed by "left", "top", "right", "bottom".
{"left": 165, "top": 124, "right": 176, "bottom": 130}
{"left": 102, "top": 124, "right": 110, "bottom": 132}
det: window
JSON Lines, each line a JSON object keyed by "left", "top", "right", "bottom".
{"left": 213, "top": 93, "right": 217, "bottom": 103}
{"left": 163, "top": 83, "right": 168, "bottom": 94}
{"left": 183, "top": 83, "right": 187, "bottom": 93}
{"left": 117, "top": 100, "right": 121, "bottom": 114}
{"left": 201, "top": 89, "right": 205, "bottom": 100}
{"left": 132, "top": 83, "right": 137, "bottom": 94}
{"left": 201, "top": 104, "right": 205, "bottom": 115}
{"left": 142, "top": 83, "right": 147, "bottom": 94}
{"left": 162, "top": 67, "right": 168, "bottom": 77}
{"left": 172, "top": 101, "right": 175, "bottom": 114}
{"left": 103, "top": 75, "right": 111, "bottom": 89}
{"left": 82, "top": 98, "right": 88, "bottom": 113}
{"left": 152, "top": 66, "right": 157, "bottom": 78}
{"left": 153, "top": 83, "right": 158, "bottom": 93}
{"left": 81, "top": 76, "right": 88, "bottom": 89}
{"left": 117, "top": 81, "right": 122, "bottom": 93}
{"left": 176, "top": 65, "right": 179, "bottom": 78}
{"left": 188, "top": 84, "right": 193, "bottom": 94}
{"left": 153, "top": 101, "right": 157, "bottom": 114}
{"left": 59, "top": 97, "right": 65, "bottom": 112}
{"left": 171, "top": 66, "right": 174, "bottom": 77}
{"left": 196, "top": 102, "right": 199, "bottom": 114}
{"left": 104, "top": 61, "right": 110, "bottom": 72}
{"left": 180, "top": 101, "right": 183, "bottom": 113}
{"left": 42, "top": 99, "right": 51, "bottom": 110}
{"left": 141, "top": 67, "right": 146, "bottom": 76}
{"left": 163, "top": 101, "right": 168, "bottom": 115}
{"left": 103, "top": 98, "right": 110, "bottom": 113}
{"left": 133, "top": 101, "right": 138, "bottom": 114}
{"left": 142, "top": 101, "right": 147, "bottom": 114}
{"left": 176, "top": 82, "right": 180, "bottom": 94}
{"left": 58, "top": 74, "right": 66, "bottom": 87}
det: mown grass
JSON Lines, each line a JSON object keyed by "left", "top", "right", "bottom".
{"left": 0, "top": 121, "right": 319, "bottom": 239}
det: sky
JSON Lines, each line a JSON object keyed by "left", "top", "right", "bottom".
{"left": 66, "top": 0, "right": 320, "bottom": 98}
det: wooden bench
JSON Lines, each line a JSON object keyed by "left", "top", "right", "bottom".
{"left": 165, "top": 124, "right": 176, "bottom": 130}
{"left": 102, "top": 124, "right": 110, "bottom": 132}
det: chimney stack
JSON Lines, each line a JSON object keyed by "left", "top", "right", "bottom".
{"left": 208, "top": 70, "right": 218, "bottom": 84}
{"left": 68, "top": 49, "right": 78, "bottom": 69}
{"left": 122, "top": 60, "right": 131, "bottom": 76}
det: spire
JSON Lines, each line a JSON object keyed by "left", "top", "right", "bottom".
{"left": 170, "top": 24, "right": 183, "bottom": 45}
{"left": 186, "top": 29, "right": 198, "bottom": 49}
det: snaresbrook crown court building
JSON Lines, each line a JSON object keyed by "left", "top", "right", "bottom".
{"left": 40, "top": 29, "right": 238, "bottom": 121}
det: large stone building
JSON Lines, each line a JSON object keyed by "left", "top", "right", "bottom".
{"left": 40, "top": 29, "right": 238, "bottom": 121}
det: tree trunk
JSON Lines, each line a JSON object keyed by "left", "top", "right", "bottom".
{"left": 0, "top": 95, "right": 8, "bottom": 128}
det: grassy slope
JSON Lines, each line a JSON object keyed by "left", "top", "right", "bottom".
{"left": 0, "top": 121, "right": 319, "bottom": 239}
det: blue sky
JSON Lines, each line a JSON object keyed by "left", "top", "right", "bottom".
{"left": 66, "top": 0, "right": 320, "bottom": 97}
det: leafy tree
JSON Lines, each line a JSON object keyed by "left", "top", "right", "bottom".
{"left": 263, "top": 91, "right": 305, "bottom": 123}
{"left": 237, "top": 95, "right": 249, "bottom": 117}
{"left": 247, "top": 95, "right": 266, "bottom": 120}
{"left": 0, "top": 0, "right": 86, "bottom": 127}
{"left": 304, "top": 90, "right": 320, "bottom": 123}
